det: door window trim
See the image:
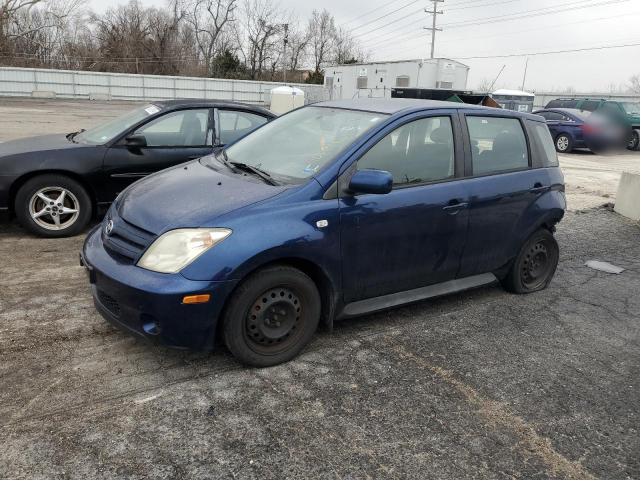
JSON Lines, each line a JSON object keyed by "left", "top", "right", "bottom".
{"left": 333, "top": 110, "right": 465, "bottom": 198}
{"left": 116, "top": 107, "right": 213, "bottom": 149}
{"left": 214, "top": 107, "right": 271, "bottom": 146}
{"left": 459, "top": 111, "right": 533, "bottom": 179}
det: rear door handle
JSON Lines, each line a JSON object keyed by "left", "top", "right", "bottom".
{"left": 530, "top": 182, "right": 549, "bottom": 193}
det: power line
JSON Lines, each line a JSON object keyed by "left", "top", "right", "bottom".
{"left": 369, "top": 9, "right": 640, "bottom": 55}
{"left": 451, "top": 40, "right": 640, "bottom": 60}
{"left": 360, "top": 0, "right": 628, "bottom": 48}
{"left": 340, "top": 0, "right": 405, "bottom": 26}
{"left": 351, "top": 8, "right": 424, "bottom": 39}
{"left": 441, "top": 0, "right": 630, "bottom": 28}
{"left": 348, "top": 0, "right": 422, "bottom": 32}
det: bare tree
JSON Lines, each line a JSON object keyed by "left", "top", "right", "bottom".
{"left": 183, "top": 0, "right": 237, "bottom": 76}
{"left": 283, "top": 20, "right": 307, "bottom": 73}
{"left": 307, "top": 9, "right": 334, "bottom": 74}
{"left": 240, "top": 0, "right": 283, "bottom": 80}
{"left": 629, "top": 74, "right": 640, "bottom": 94}
{"left": 475, "top": 78, "right": 494, "bottom": 92}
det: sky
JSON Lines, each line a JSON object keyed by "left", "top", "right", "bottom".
{"left": 88, "top": 0, "right": 640, "bottom": 93}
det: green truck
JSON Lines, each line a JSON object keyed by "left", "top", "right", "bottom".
{"left": 545, "top": 98, "right": 640, "bottom": 151}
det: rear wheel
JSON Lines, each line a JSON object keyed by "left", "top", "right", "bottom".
{"left": 222, "top": 266, "right": 321, "bottom": 367}
{"left": 501, "top": 229, "right": 559, "bottom": 294}
{"left": 14, "top": 174, "right": 92, "bottom": 238}
{"left": 555, "top": 134, "right": 572, "bottom": 153}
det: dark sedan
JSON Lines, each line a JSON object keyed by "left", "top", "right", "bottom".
{"left": 0, "top": 100, "right": 275, "bottom": 237}
{"left": 534, "top": 107, "right": 628, "bottom": 154}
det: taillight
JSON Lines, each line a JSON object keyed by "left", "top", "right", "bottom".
{"left": 581, "top": 124, "right": 599, "bottom": 135}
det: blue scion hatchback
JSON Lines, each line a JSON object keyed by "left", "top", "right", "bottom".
{"left": 82, "top": 99, "right": 566, "bottom": 367}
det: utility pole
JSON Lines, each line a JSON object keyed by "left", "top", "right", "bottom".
{"left": 520, "top": 56, "right": 529, "bottom": 91}
{"left": 424, "top": 0, "right": 444, "bottom": 59}
{"left": 282, "top": 23, "right": 289, "bottom": 84}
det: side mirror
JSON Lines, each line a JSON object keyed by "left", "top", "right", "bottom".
{"left": 348, "top": 169, "right": 393, "bottom": 195}
{"left": 125, "top": 134, "right": 147, "bottom": 148}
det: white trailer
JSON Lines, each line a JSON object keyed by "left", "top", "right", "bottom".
{"left": 324, "top": 58, "right": 469, "bottom": 100}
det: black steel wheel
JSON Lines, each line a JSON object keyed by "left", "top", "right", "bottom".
{"left": 222, "top": 265, "right": 321, "bottom": 367}
{"left": 501, "top": 229, "right": 559, "bottom": 294}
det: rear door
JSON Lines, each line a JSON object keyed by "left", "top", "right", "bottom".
{"left": 457, "top": 111, "right": 548, "bottom": 277}
{"left": 215, "top": 108, "right": 271, "bottom": 147}
{"left": 339, "top": 111, "right": 470, "bottom": 302}
{"left": 102, "top": 108, "right": 213, "bottom": 197}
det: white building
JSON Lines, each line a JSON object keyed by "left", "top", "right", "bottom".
{"left": 324, "top": 58, "right": 470, "bottom": 100}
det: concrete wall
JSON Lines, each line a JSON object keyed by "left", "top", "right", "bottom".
{"left": 615, "top": 172, "right": 640, "bottom": 221}
{"left": 0, "top": 67, "right": 329, "bottom": 105}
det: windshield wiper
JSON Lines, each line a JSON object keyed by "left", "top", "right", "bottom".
{"left": 229, "top": 161, "right": 280, "bottom": 186}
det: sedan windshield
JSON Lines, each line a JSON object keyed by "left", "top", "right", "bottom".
{"left": 76, "top": 104, "right": 162, "bottom": 144}
{"left": 216, "top": 106, "right": 388, "bottom": 182}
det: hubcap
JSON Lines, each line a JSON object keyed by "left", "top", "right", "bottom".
{"left": 28, "top": 187, "right": 79, "bottom": 231}
{"left": 629, "top": 132, "right": 639, "bottom": 149}
{"left": 521, "top": 241, "right": 552, "bottom": 289}
{"left": 245, "top": 287, "right": 302, "bottom": 352}
{"left": 557, "top": 136, "right": 569, "bottom": 151}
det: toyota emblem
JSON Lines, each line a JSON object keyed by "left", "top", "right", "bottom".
{"left": 105, "top": 219, "right": 114, "bottom": 235}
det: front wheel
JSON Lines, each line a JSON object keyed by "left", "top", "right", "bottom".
{"left": 14, "top": 174, "right": 92, "bottom": 238}
{"left": 555, "top": 134, "right": 572, "bottom": 153}
{"left": 501, "top": 229, "right": 559, "bottom": 294}
{"left": 222, "top": 266, "right": 321, "bottom": 367}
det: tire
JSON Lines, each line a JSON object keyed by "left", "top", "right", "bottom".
{"left": 501, "top": 229, "right": 559, "bottom": 294}
{"left": 628, "top": 130, "right": 640, "bottom": 151}
{"left": 14, "top": 174, "right": 92, "bottom": 238}
{"left": 222, "top": 265, "right": 321, "bottom": 367}
{"left": 555, "top": 134, "right": 573, "bottom": 153}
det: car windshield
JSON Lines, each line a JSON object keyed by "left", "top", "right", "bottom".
{"left": 622, "top": 102, "right": 640, "bottom": 115}
{"left": 212, "top": 106, "right": 388, "bottom": 182}
{"left": 75, "top": 104, "right": 162, "bottom": 144}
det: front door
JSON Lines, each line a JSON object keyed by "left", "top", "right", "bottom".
{"left": 102, "top": 108, "right": 213, "bottom": 198}
{"left": 339, "top": 113, "right": 469, "bottom": 302}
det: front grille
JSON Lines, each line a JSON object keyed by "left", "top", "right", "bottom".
{"left": 102, "top": 213, "right": 155, "bottom": 264}
{"left": 97, "top": 289, "right": 121, "bottom": 318}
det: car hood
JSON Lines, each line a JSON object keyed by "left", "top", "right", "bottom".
{"left": 116, "top": 160, "right": 287, "bottom": 234}
{"left": 0, "top": 134, "right": 83, "bottom": 157}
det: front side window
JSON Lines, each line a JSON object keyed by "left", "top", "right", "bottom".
{"left": 358, "top": 117, "right": 455, "bottom": 186}
{"left": 467, "top": 116, "right": 528, "bottom": 175}
{"left": 76, "top": 104, "right": 160, "bottom": 144}
{"left": 218, "top": 107, "right": 387, "bottom": 182}
{"left": 218, "top": 110, "right": 268, "bottom": 145}
{"left": 136, "top": 109, "right": 209, "bottom": 147}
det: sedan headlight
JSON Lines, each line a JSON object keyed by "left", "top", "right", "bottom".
{"left": 137, "top": 228, "right": 232, "bottom": 273}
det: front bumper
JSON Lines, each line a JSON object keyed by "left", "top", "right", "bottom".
{"left": 82, "top": 226, "right": 238, "bottom": 350}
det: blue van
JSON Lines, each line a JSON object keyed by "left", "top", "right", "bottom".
{"left": 81, "top": 99, "right": 566, "bottom": 367}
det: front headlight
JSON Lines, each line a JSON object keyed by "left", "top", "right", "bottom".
{"left": 137, "top": 228, "right": 232, "bottom": 273}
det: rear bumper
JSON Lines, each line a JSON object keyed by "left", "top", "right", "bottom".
{"left": 82, "top": 226, "right": 238, "bottom": 350}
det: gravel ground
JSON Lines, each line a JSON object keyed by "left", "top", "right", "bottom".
{"left": 0, "top": 97, "right": 639, "bottom": 479}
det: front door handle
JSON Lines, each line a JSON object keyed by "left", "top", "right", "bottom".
{"left": 187, "top": 155, "right": 202, "bottom": 160}
{"left": 443, "top": 200, "right": 469, "bottom": 215}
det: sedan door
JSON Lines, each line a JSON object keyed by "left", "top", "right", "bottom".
{"left": 339, "top": 112, "right": 469, "bottom": 303}
{"left": 215, "top": 108, "right": 271, "bottom": 147}
{"left": 102, "top": 108, "right": 214, "bottom": 198}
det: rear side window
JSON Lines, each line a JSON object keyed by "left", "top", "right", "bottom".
{"left": 466, "top": 116, "right": 528, "bottom": 175}
{"left": 529, "top": 122, "right": 559, "bottom": 167}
